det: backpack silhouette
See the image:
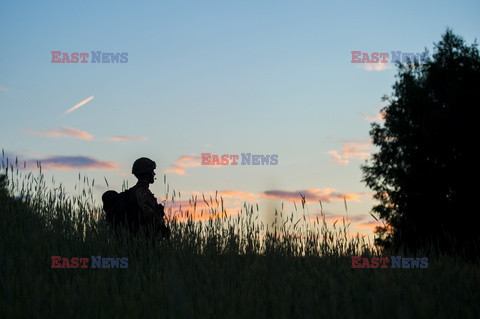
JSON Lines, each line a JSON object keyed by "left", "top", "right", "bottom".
{"left": 103, "top": 187, "right": 171, "bottom": 239}
{"left": 102, "top": 189, "right": 140, "bottom": 233}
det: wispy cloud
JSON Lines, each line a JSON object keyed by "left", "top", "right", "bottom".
{"left": 326, "top": 150, "right": 349, "bottom": 165}
{"left": 25, "top": 127, "right": 93, "bottom": 140}
{"left": 361, "top": 63, "right": 392, "bottom": 72}
{"left": 262, "top": 188, "right": 366, "bottom": 203}
{"left": 109, "top": 136, "right": 148, "bottom": 142}
{"left": 309, "top": 213, "right": 367, "bottom": 224}
{"left": 159, "top": 188, "right": 370, "bottom": 225}
{"left": 39, "top": 155, "right": 117, "bottom": 170}
{"left": 0, "top": 86, "right": 9, "bottom": 92}
{"left": 3, "top": 153, "right": 117, "bottom": 171}
{"left": 166, "top": 188, "right": 367, "bottom": 206}
{"left": 355, "top": 220, "right": 383, "bottom": 230}
{"left": 64, "top": 96, "right": 94, "bottom": 114}
{"left": 219, "top": 190, "right": 258, "bottom": 200}
{"left": 165, "top": 155, "right": 202, "bottom": 175}
{"left": 326, "top": 142, "right": 372, "bottom": 165}
{"left": 146, "top": 186, "right": 373, "bottom": 229}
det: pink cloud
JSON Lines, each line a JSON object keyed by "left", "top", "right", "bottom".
{"left": 165, "top": 155, "right": 202, "bottom": 175}
{"left": 218, "top": 190, "right": 257, "bottom": 200}
{"left": 0, "top": 87, "right": 9, "bottom": 92}
{"left": 163, "top": 198, "right": 211, "bottom": 211}
{"left": 154, "top": 188, "right": 372, "bottom": 230}
{"left": 310, "top": 213, "right": 367, "bottom": 223}
{"left": 25, "top": 127, "right": 93, "bottom": 140}
{"left": 326, "top": 150, "right": 349, "bottom": 165}
{"left": 109, "top": 136, "right": 148, "bottom": 142}
{"left": 164, "top": 188, "right": 367, "bottom": 208}
{"left": 326, "top": 142, "right": 372, "bottom": 165}
{"left": 355, "top": 220, "right": 383, "bottom": 230}
{"left": 161, "top": 193, "right": 242, "bottom": 222}
{"left": 361, "top": 63, "right": 393, "bottom": 72}
{"left": 262, "top": 188, "right": 367, "bottom": 203}
{"left": 37, "top": 155, "right": 116, "bottom": 170}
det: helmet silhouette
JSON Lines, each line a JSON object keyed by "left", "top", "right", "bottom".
{"left": 132, "top": 157, "right": 156, "bottom": 176}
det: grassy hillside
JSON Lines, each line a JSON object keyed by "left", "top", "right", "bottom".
{"left": 1, "top": 171, "right": 479, "bottom": 318}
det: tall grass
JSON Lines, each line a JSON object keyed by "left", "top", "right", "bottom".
{"left": 1, "top": 156, "right": 479, "bottom": 318}
{"left": 0, "top": 154, "right": 377, "bottom": 258}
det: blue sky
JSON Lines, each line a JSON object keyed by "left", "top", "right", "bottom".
{"left": 1, "top": 0, "right": 479, "bottom": 236}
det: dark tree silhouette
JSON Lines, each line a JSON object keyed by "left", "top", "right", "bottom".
{"left": 362, "top": 29, "right": 480, "bottom": 256}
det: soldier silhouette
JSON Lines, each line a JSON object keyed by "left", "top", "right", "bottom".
{"left": 103, "top": 157, "right": 170, "bottom": 240}
{"left": 128, "top": 157, "right": 170, "bottom": 239}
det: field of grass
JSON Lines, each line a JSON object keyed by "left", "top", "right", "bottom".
{"left": 1, "top": 164, "right": 479, "bottom": 318}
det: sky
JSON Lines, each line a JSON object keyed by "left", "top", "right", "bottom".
{"left": 1, "top": 0, "right": 479, "bottom": 239}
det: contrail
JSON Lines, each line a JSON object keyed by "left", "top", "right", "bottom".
{"left": 64, "top": 96, "right": 94, "bottom": 114}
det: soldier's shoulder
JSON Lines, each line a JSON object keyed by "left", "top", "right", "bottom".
{"left": 132, "top": 185, "right": 154, "bottom": 199}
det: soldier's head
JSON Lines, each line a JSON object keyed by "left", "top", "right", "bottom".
{"left": 132, "top": 157, "right": 156, "bottom": 184}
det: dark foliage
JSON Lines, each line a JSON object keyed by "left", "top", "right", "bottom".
{"left": 362, "top": 29, "right": 480, "bottom": 257}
